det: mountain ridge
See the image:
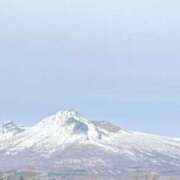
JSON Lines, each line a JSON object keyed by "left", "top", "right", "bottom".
{"left": 1, "top": 110, "right": 180, "bottom": 176}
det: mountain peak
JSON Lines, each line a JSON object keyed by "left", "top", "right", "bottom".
{"left": 57, "top": 109, "right": 80, "bottom": 119}
{"left": 40, "top": 109, "right": 82, "bottom": 126}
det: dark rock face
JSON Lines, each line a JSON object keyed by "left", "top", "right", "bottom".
{"left": 73, "top": 122, "right": 89, "bottom": 134}
{"left": 66, "top": 118, "right": 89, "bottom": 134}
{"left": 1, "top": 122, "right": 24, "bottom": 135}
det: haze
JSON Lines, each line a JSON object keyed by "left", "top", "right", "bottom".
{"left": 0, "top": 0, "right": 180, "bottom": 136}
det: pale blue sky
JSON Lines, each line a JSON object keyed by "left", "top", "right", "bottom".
{"left": 0, "top": 0, "right": 180, "bottom": 136}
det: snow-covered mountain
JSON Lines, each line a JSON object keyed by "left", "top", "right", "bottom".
{"left": 0, "top": 110, "right": 180, "bottom": 176}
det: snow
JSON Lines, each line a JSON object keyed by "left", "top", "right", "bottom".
{"left": 1, "top": 109, "right": 180, "bottom": 162}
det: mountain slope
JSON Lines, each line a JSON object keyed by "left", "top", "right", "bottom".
{"left": 0, "top": 110, "right": 180, "bottom": 176}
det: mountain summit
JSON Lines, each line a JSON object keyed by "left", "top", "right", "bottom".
{"left": 0, "top": 110, "right": 180, "bottom": 176}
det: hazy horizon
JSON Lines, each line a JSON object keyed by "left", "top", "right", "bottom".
{"left": 0, "top": 0, "right": 180, "bottom": 136}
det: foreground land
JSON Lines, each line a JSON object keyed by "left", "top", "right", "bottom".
{"left": 1, "top": 173, "right": 180, "bottom": 180}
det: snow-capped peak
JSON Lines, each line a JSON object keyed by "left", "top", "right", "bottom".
{"left": 38, "top": 110, "right": 99, "bottom": 140}
{"left": 40, "top": 109, "right": 85, "bottom": 126}
{"left": 38, "top": 110, "right": 119, "bottom": 140}
{"left": 57, "top": 109, "right": 80, "bottom": 119}
{"left": 0, "top": 110, "right": 121, "bottom": 154}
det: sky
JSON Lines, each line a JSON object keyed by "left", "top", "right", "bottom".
{"left": 0, "top": 0, "right": 180, "bottom": 136}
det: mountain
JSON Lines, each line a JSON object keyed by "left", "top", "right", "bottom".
{"left": 0, "top": 110, "right": 180, "bottom": 177}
